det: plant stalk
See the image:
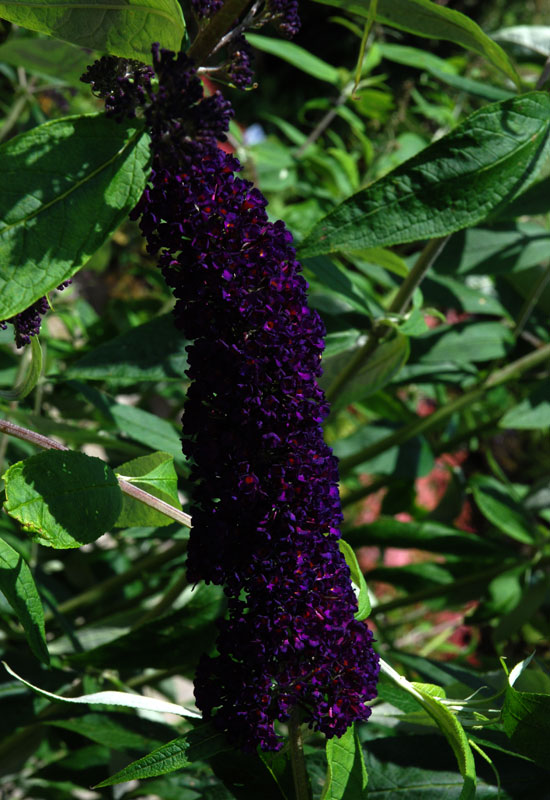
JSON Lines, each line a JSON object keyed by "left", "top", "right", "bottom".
{"left": 339, "top": 341, "right": 550, "bottom": 474}
{"left": 0, "top": 418, "right": 192, "bottom": 529}
{"left": 326, "top": 236, "right": 449, "bottom": 404}
{"left": 188, "top": 0, "right": 253, "bottom": 64}
{"left": 289, "top": 708, "right": 312, "bottom": 800}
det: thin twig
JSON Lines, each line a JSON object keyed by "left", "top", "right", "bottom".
{"left": 338, "top": 340, "right": 550, "bottom": 473}
{"left": 535, "top": 55, "right": 550, "bottom": 90}
{"left": 289, "top": 708, "right": 312, "bottom": 800}
{"left": 294, "top": 83, "right": 353, "bottom": 159}
{"left": 0, "top": 418, "right": 192, "bottom": 529}
{"left": 326, "top": 236, "right": 449, "bottom": 404}
{"left": 188, "top": 0, "right": 253, "bottom": 64}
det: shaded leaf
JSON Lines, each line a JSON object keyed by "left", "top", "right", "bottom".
{"left": 0, "top": 36, "right": 95, "bottom": 84}
{"left": 322, "top": 332, "right": 409, "bottom": 410}
{"left": 0, "top": 115, "right": 150, "bottom": 320}
{"left": 470, "top": 475, "right": 536, "bottom": 545}
{"left": 0, "top": 0, "right": 184, "bottom": 61}
{"left": 502, "top": 657, "right": 550, "bottom": 770}
{"left": 0, "top": 336, "right": 42, "bottom": 401}
{"left": 0, "top": 537, "right": 49, "bottom": 663}
{"left": 48, "top": 712, "right": 168, "bottom": 752}
{"left": 499, "top": 381, "right": 550, "bottom": 430}
{"left": 115, "top": 451, "right": 182, "bottom": 528}
{"left": 3, "top": 450, "right": 122, "bottom": 548}
{"left": 345, "top": 517, "right": 507, "bottom": 557}
{"left": 65, "top": 314, "right": 188, "bottom": 386}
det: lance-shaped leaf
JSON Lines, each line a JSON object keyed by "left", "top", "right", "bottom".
{"left": 0, "top": 114, "right": 150, "bottom": 320}
{"left": 0, "top": 0, "right": 184, "bottom": 61}
{"left": 3, "top": 661, "right": 200, "bottom": 717}
{"left": 311, "top": 0, "right": 519, "bottom": 84}
{"left": 0, "top": 538, "right": 49, "bottom": 663}
{"left": 95, "top": 723, "right": 230, "bottom": 787}
{"left": 299, "top": 93, "right": 550, "bottom": 259}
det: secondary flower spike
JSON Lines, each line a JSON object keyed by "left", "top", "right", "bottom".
{"left": 84, "top": 46, "right": 379, "bottom": 751}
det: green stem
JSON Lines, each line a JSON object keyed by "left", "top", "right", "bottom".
{"left": 388, "top": 236, "right": 449, "bottom": 316}
{"left": 339, "top": 341, "right": 550, "bottom": 474}
{"left": 326, "top": 236, "right": 449, "bottom": 404}
{"left": 188, "top": 0, "right": 253, "bottom": 64}
{"left": 134, "top": 572, "right": 189, "bottom": 628}
{"left": 0, "top": 91, "right": 29, "bottom": 143}
{"left": 369, "top": 559, "right": 523, "bottom": 617}
{"left": 514, "top": 260, "right": 550, "bottom": 339}
{"left": 341, "top": 474, "right": 392, "bottom": 509}
{"left": 0, "top": 418, "right": 192, "bottom": 529}
{"left": 44, "top": 539, "right": 188, "bottom": 622}
{"left": 289, "top": 708, "right": 312, "bottom": 800}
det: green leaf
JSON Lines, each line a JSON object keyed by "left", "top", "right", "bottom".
{"left": 0, "top": 537, "right": 49, "bottom": 663}
{"left": 322, "top": 332, "right": 409, "bottom": 411}
{"left": 312, "top": 0, "right": 519, "bottom": 84}
{"left": 431, "top": 223, "right": 550, "bottom": 277}
{"left": 345, "top": 517, "right": 506, "bottom": 557}
{"left": 0, "top": 336, "right": 42, "bottom": 401}
{"left": 410, "top": 322, "right": 514, "bottom": 365}
{"left": 493, "top": 571, "right": 548, "bottom": 642}
{"left": 0, "top": 114, "right": 150, "bottom": 320}
{"left": 0, "top": 36, "right": 95, "bottom": 84}
{"left": 470, "top": 475, "right": 536, "bottom": 545}
{"left": 115, "top": 451, "right": 182, "bottom": 528}
{"left": 47, "top": 713, "right": 167, "bottom": 752}
{"left": 246, "top": 34, "right": 340, "bottom": 84}
{"left": 65, "top": 314, "right": 189, "bottom": 386}
{"left": 96, "top": 723, "right": 230, "bottom": 786}
{"left": 68, "top": 584, "right": 223, "bottom": 670}
{"left": 3, "top": 661, "right": 200, "bottom": 717}
{"left": 379, "top": 659, "right": 476, "bottom": 798}
{"left": 299, "top": 93, "right": 550, "bottom": 258}
{"left": 2, "top": 450, "right": 122, "bottom": 548}
{"left": 359, "top": 247, "right": 409, "bottom": 278}
{"left": 109, "top": 403, "right": 184, "bottom": 462}
{"left": 322, "top": 724, "right": 367, "bottom": 800}
{"left": 0, "top": 0, "right": 184, "bottom": 61}
{"left": 493, "top": 25, "right": 550, "bottom": 57}
{"left": 502, "top": 657, "right": 550, "bottom": 769}
{"left": 363, "top": 737, "right": 509, "bottom": 799}
{"left": 339, "top": 540, "right": 371, "bottom": 620}
{"left": 334, "top": 424, "right": 434, "bottom": 479}
{"left": 499, "top": 381, "right": 550, "bottom": 430}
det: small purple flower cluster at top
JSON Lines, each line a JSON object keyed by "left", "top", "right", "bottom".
{"left": 83, "top": 43, "right": 379, "bottom": 751}
{"left": 192, "top": 0, "right": 300, "bottom": 37}
{"left": 0, "top": 281, "right": 71, "bottom": 348}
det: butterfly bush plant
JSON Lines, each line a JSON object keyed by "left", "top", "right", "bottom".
{"left": 0, "top": 0, "right": 550, "bottom": 797}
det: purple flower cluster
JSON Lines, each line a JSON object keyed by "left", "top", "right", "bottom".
{"left": 268, "top": 0, "right": 300, "bottom": 36}
{"left": 89, "top": 45, "right": 379, "bottom": 751}
{"left": 1, "top": 281, "right": 71, "bottom": 348}
{"left": 227, "top": 35, "right": 254, "bottom": 89}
